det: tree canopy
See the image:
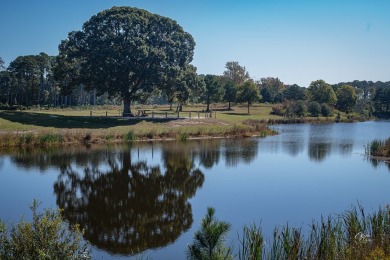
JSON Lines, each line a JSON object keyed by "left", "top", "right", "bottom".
{"left": 223, "top": 61, "right": 250, "bottom": 85}
{"left": 237, "top": 80, "right": 261, "bottom": 114}
{"left": 259, "top": 77, "right": 285, "bottom": 103}
{"left": 202, "top": 74, "right": 225, "bottom": 112}
{"left": 308, "top": 80, "right": 337, "bottom": 106}
{"left": 57, "top": 6, "right": 195, "bottom": 115}
{"left": 336, "top": 84, "right": 357, "bottom": 113}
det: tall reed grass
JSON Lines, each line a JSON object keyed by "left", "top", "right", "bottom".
{"left": 366, "top": 138, "right": 390, "bottom": 157}
{"left": 236, "top": 205, "right": 390, "bottom": 259}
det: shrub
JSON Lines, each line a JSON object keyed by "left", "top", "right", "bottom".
{"left": 290, "top": 100, "right": 306, "bottom": 117}
{"left": 124, "top": 130, "right": 135, "bottom": 142}
{"left": 367, "top": 138, "right": 390, "bottom": 157}
{"left": 177, "top": 132, "right": 188, "bottom": 142}
{"left": 39, "top": 133, "right": 64, "bottom": 145}
{"left": 308, "top": 101, "right": 321, "bottom": 117}
{"left": 0, "top": 200, "right": 90, "bottom": 259}
{"left": 321, "top": 103, "right": 332, "bottom": 117}
{"left": 271, "top": 104, "right": 286, "bottom": 116}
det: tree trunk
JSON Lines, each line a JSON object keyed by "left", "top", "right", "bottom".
{"left": 206, "top": 96, "right": 210, "bottom": 112}
{"left": 123, "top": 95, "right": 132, "bottom": 116}
{"left": 177, "top": 103, "right": 183, "bottom": 112}
{"left": 228, "top": 101, "right": 231, "bottom": 110}
{"left": 247, "top": 102, "right": 250, "bottom": 114}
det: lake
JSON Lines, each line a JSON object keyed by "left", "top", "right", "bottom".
{"left": 0, "top": 121, "right": 389, "bottom": 259}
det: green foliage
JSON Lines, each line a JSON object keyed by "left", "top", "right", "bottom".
{"left": 57, "top": 6, "right": 195, "bottom": 115}
{"left": 125, "top": 130, "right": 135, "bottom": 142}
{"left": 177, "top": 132, "right": 189, "bottom": 142}
{"left": 321, "top": 103, "right": 332, "bottom": 117}
{"left": 162, "top": 65, "right": 205, "bottom": 111}
{"left": 308, "top": 101, "right": 321, "bottom": 117}
{"left": 0, "top": 200, "right": 90, "bottom": 259}
{"left": 286, "top": 100, "right": 306, "bottom": 117}
{"left": 283, "top": 84, "right": 307, "bottom": 101}
{"left": 259, "top": 77, "right": 285, "bottom": 103}
{"left": 366, "top": 138, "right": 390, "bottom": 157}
{"left": 261, "top": 205, "right": 390, "bottom": 259}
{"left": 221, "top": 77, "right": 238, "bottom": 110}
{"left": 7, "top": 53, "right": 54, "bottom": 107}
{"left": 202, "top": 75, "right": 225, "bottom": 111}
{"left": 39, "top": 133, "right": 64, "bottom": 145}
{"left": 238, "top": 223, "right": 264, "bottom": 260}
{"left": 223, "top": 61, "right": 250, "bottom": 85}
{"left": 187, "top": 207, "right": 232, "bottom": 260}
{"left": 336, "top": 84, "right": 358, "bottom": 113}
{"left": 237, "top": 81, "right": 261, "bottom": 114}
{"left": 372, "top": 86, "right": 390, "bottom": 116}
{"left": 308, "top": 80, "right": 337, "bottom": 106}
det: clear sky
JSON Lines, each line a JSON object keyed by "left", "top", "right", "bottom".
{"left": 1, "top": 0, "right": 389, "bottom": 86}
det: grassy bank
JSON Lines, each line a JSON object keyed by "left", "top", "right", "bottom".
{"left": 0, "top": 104, "right": 362, "bottom": 147}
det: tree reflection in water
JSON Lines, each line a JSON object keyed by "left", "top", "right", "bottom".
{"left": 53, "top": 145, "right": 204, "bottom": 256}
{"left": 308, "top": 141, "right": 332, "bottom": 162}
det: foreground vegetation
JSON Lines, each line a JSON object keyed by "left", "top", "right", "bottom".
{"left": 0, "top": 200, "right": 90, "bottom": 259}
{"left": 4, "top": 203, "right": 390, "bottom": 259}
{"left": 366, "top": 138, "right": 390, "bottom": 160}
{"left": 190, "top": 205, "right": 390, "bottom": 260}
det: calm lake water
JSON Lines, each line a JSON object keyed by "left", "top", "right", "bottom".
{"left": 0, "top": 121, "right": 389, "bottom": 259}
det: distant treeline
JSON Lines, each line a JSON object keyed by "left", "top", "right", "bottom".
{"left": 0, "top": 55, "right": 389, "bottom": 118}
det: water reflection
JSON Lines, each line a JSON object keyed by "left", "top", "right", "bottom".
{"left": 368, "top": 158, "right": 390, "bottom": 171}
{"left": 308, "top": 141, "right": 332, "bottom": 162}
{"left": 223, "top": 139, "right": 258, "bottom": 167}
{"left": 53, "top": 145, "right": 204, "bottom": 256}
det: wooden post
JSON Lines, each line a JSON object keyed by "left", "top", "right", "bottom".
{"left": 177, "top": 111, "right": 179, "bottom": 118}
{"left": 189, "top": 112, "right": 191, "bottom": 118}
{"left": 90, "top": 111, "right": 92, "bottom": 117}
{"left": 106, "top": 111, "right": 108, "bottom": 117}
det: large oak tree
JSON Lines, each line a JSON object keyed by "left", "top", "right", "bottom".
{"left": 57, "top": 6, "right": 195, "bottom": 115}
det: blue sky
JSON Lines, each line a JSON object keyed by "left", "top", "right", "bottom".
{"left": 0, "top": 0, "right": 389, "bottom": 86}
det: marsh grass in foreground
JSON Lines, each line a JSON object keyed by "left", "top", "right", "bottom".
{"left": 366, "top": 138, "right": 390, "bottom": 158}
{"left": 192, "top": 205, "right": 390, "bottom": 260}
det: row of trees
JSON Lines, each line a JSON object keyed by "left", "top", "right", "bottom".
{"left": 0, "top": 53, "right": 101, "bottom": 107}
{"left": 0, "top": 6, "right": 389, "bottom": 117}
{"left": 259, "top": 78, "right": 390, "bottom": 117}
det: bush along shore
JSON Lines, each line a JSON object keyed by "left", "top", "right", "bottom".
{"left": 189, "top": 205, "right": 390, "bottom": 260}
{"left": 366, "top": 138, "right": 390, "bottom": 162}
